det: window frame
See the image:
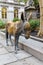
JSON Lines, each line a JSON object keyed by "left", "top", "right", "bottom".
{"left": 14, "top": 9, "right": 18, "bottom": 18}
{"left": 2, "top": 7, "right": 7, "bottom": 19}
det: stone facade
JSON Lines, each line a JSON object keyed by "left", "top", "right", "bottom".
{"left": 0, "top": 0, "right": 25, "bottom": 22}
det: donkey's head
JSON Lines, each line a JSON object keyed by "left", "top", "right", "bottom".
{"left": 23, "top": 22, "right": 31, "bottom": 39}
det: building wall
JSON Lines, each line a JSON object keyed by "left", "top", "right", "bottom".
{"left": 0, "top": 1, "right": 25, "bottom": 22}
{"left": 7, "top": 6, "right": 14, "bottom": 21}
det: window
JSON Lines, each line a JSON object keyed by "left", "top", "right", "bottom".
{"left": 2, "top": 7, "right": 7, "bottom": 18}
{"left": 14, "top": 9, "right": 18, "bottom": 18}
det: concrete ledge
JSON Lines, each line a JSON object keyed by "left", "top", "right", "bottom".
{"left": 30, "top": 36, "right": 43, "bottom": 42}
{"left": 19, "top": 43, "right": 43, "bottom": 61}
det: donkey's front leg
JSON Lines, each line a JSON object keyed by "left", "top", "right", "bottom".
{"left": 14, "top": 35, "right": 19, "bottom": 53}
{"left": 14, "top": 38, "right": 17, "bottom": 53}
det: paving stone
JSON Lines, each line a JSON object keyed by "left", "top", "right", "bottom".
{"left": 5, "top": 46, "right": 15, "bottom": 52}
{"left": 23, "top": 57, "right": 43, "bottom": 65}
{"left": 15, "top": 50, "right": 32, "bottom": 60}
{"left": 0, "top": 53, "right": 17, "bottom": 65}
{"left": 0, "top": 39, "right": 13, "bottom": 48}
{"left": 0, "top": 38, "right": 6, "bottom": 46}
{"left": 0, "top": 47, "right": 8, "bottom": 55}
{"left": 0, "top": 44, "right": 3, "bottom": 48}
{"left": 6, "top": 57, "right": 43, "bottom": 65}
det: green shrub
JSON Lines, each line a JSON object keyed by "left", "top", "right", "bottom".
{"left": 13, "top": 18, "right": 20, "bottom": 22}
{"left": 0, "top": 19, "right": 6, "bottom": 29}
{"left": 29, "top": 19, "right": 40, "bottom": 31}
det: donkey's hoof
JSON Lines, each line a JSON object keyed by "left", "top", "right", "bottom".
{"left": 11, "top": 44, "right": 14, "bottom": 46}
{"left": 17, "top": 48, "right": 20, "bottom": 51}
{"left": 15, "top": 51, "right": 17, "bottom": 54}
{"left": 7, "top": 44, "right": 9, "bottom": 46}
{"left": 15, "top": 49, "right": 18, "bottom": 54}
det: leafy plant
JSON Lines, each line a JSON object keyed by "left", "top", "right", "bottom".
{"left": 13, "top": 18, "right": 20, "bottom": 22}
{"left": 33, "top": 0, "right": 39, "bottom": 8}
{"left": 0, "top": 19, "right": 6, "bottom": 29}
{"left": 29, "top": 19, "right": 40, "bottom": 31}
{"left": 18, "top": 0, "right": 28, "bottom": 4}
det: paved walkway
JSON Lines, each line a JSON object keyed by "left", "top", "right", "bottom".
{"left": 0, "top": 34, "right": 43, "bottom": 65}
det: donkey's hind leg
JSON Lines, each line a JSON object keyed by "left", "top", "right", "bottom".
{"left": 9, "top": 34, "right": 13, "bottom": 46}
{"left": 6, "top": 30, "right": 9, "bottom": 46}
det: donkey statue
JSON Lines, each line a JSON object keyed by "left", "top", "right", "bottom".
{"left": 6, "top": 13, "right": 31, "bottom": 53}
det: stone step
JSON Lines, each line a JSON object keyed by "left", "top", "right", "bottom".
{"left": 19, "top": 36, "right": 43, "bottom": 61}
{"left": 30, "top": 36, "right": 43, "bottom": 42}
{"left": 0, "top": 32, "right": 43, "bottom": 61}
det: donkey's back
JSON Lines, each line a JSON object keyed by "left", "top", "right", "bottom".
{"left": 6, "top": 20, "right": 23, "bottom": 35}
